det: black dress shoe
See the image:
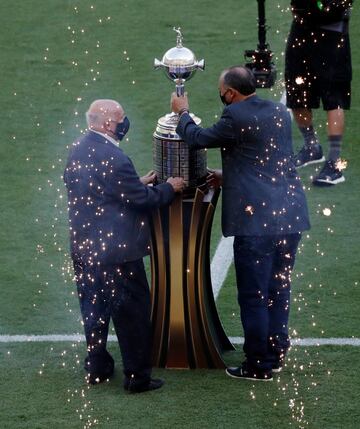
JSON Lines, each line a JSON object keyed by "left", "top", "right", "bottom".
{"left": 84, "top": 352, "right": 114, "bottom": 384}
{"left": 226, "top": 365, "right": 272, "bottom": 381}
{"left": 127, "top": 378, "right": 164, "bottom": 393}
{"left": 272, "top": 360, "right": 284, "bottom": 373}
{"left": 86, "top": 369, "right": 114, "bottom": 385}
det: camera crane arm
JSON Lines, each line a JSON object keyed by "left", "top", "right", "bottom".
{"left": 257, "top": 0, "right": 268, "bottom": 50}
{"left": 244, "top": 0, "right": 277, "bottom": 88}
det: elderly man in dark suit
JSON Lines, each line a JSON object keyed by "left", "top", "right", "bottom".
{"left": 171, "top": 66, "right": 310, "bottom": 381}
{"left": 64, "top": 99, "right": 184, "bottom": 393}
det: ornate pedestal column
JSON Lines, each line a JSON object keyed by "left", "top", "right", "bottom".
{"left": 150, "top": 189, "right": 234, "bottom": 369}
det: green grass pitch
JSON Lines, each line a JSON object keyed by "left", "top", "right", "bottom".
{"left": 0, "top": 0, "right": 359, "bottom": 428}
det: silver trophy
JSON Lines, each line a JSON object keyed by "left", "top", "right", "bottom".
{"left": 153, "top": 28, "right": 207, "bottom": 196}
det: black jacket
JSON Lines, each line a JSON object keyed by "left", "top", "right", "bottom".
{"left": 63, "top": 131, "right": 174, "bottom": 265}
{"left": 291, "top": 0, "right": 353, "bottom": 26}
{"left": 176, "top": 95, "right": 310, "bottom": 237}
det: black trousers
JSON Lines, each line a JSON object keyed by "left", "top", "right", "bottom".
{"left": 285, "top": 22, "right": 352, "bottom": 110}
{"left": 233, "top": 233, "right": 301, "bottom": 371}
{"left": 73, "top": 258, "right": 152, "bottom": 383}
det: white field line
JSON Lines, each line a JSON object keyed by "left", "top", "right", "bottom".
{"left": 280, "top": 90, "right": 287, "bottom": 107}
{"left": 280, "top": 90, "right": 293, "bottom": 119}
{"left": 1, "top": 334, "right": 359, "bottom": 346}
{"left": 210, "top": 236, "right": 234, "bottom": 300}
{"left": 229, "top": 337, "right": 360, "bottom": 347}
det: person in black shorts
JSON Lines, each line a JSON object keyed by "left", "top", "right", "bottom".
{"left": 285, "top": 0, "right": 353, "bottom": 186}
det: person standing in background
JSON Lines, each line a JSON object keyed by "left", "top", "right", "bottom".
{"left": 285, "top": 0, "right": 353, "bottom": 186}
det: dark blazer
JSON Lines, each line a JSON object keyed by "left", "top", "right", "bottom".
{"left": 176, "top": 95, "right": 310, "bottom": 237}
{"left": 64, "top": 131, "right": 174, "bottom": 265}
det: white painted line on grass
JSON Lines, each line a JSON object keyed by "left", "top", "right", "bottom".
{"left": 210, "top": 236, "right": 234, "bottom": 300}
{"left": 0, "top": 335, "right": 86, "bottom": 343}
{"left": 280, "top": 90, "right": 287, "bottom": 106}
{"left": 229, "top": 337, "right": 360, "bottom": 347}
{"left": 280, "top": 90, "right": 293, "bottom": 119}
{"left": 1, "top": 334, "right": 359, "bottom": 346}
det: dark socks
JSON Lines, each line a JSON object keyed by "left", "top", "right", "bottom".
{"left": 299, "top": 125, "right": 319, "bottom": 148}
{"left": 327, "top": 135, "right": 342, "bottom": 162}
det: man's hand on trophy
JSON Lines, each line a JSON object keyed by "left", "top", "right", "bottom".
{"left": 167, "top": 177, "right": 185, "bottom": 193}
{"left": 206, "top": 168, "right": 223, "bottom": 189}
{"left": 140, "top": 170, "right": 157, "bottom": 186}
{"left": 171, "top": 92, "right": 189, "bottom": 115}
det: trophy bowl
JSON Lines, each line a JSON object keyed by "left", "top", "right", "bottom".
{"left": 154, "top": 27, "right": 205, "bottom": 95}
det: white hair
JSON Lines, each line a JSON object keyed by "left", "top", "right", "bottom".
{"left": 85, "top": 111, "right": 104, "bottom": 128}
{"left": 85, "top": 99, "right": 124, "bottom": 130}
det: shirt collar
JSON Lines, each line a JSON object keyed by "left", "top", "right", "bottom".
{"left": 91, "top": 130, "right": 119, "bottom": 147}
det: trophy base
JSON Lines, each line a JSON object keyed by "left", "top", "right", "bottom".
{"left": 150, "top": 188, "right": 235, "bottom": 369}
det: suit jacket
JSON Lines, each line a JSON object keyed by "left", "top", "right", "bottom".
{"left": 176, "top": 95, "right": 310, "bottom": 237}
{"left": 63, "top": 131, "right": 174, "bottom": 265}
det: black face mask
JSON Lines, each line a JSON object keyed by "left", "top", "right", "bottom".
{"left": 219, "top": 90, "right": 231, "bottom": 106}
{"left": 114, "top": 116, "right": 130, "bottom": 141}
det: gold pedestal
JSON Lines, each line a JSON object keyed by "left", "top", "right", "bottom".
{"left": 150, "top": 188, "right": 234, "bottom": 369}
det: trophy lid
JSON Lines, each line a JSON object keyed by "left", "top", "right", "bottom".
{"left": 162, "top": 27, "right": 196, "bottom": 67}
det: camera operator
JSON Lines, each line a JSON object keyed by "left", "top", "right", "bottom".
{"left": 285, "top": 0, "right": 353, "bottom": 186}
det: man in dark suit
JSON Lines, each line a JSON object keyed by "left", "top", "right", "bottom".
{"left": 64, "top": 99, "right": 184, "bottom": 393}
{"left": 171, "top": 66, "right": 310, "bottom": 381}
